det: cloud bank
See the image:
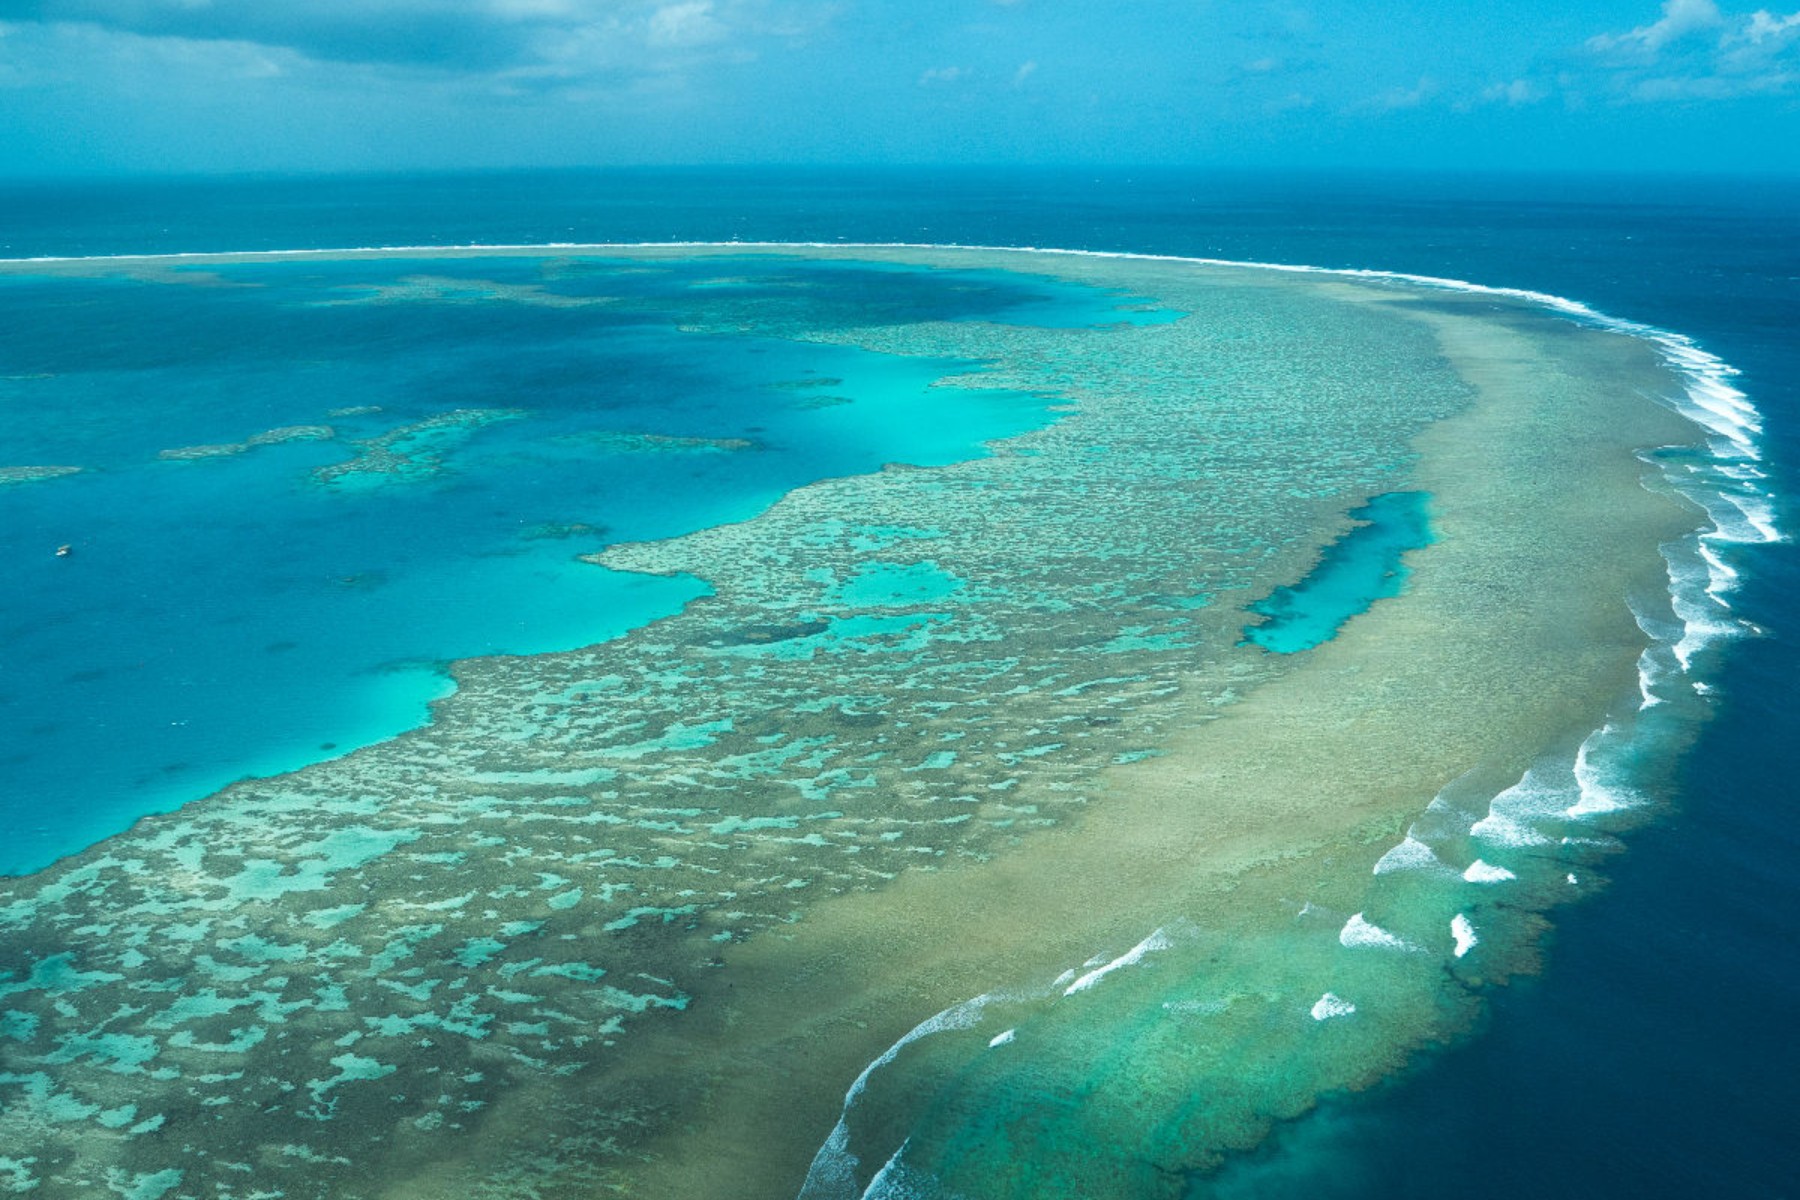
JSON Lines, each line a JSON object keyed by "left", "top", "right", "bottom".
{"left": 1, "top": 0, "right": 1796, "bottom": 175}
{"left": 2, "top": 0, "right": 835, "bottom": 79}
{"left": 1588, "top": 0, "right": 1800, "bottom": 99}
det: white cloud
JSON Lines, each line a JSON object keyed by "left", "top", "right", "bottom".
{"left": 1585, "top": 1, "right": 1800, "bottom": 99}
{"left": 1363, "top": 76, "right": 1436, "bottom": 111}
{"left": 918, "top": 64, "right": 969, "bottom": 85}
{"left": 1630, "top": 67, "right": 1797, "bottom": 95}
{"left": 1717, "top": 7, "right": 1800, "bottom": 69}
{"left": 485, "top": 0, "right": 584, "bottom": 17}
{"left": 0, "top": 0, "right": 838, "bottom": 77}
{"left": 0, "top": 18, "right": 306, "bottom": 88}
{"left": 1743, "top": 8, "right": 1800, "bottom": 41}
{"left": 1012, "top": 59, "right": 1036, "bottom": 85}
{"left": 1480, "top": 77, "right": 1548, "bottom": 105}
{"left": 646, "top": 1, "right": 726, "bottom": 48}
{"left": 1589, "top": 0, "right": 1724, "bottom": 53}
{"left": 1242, "top": 56, "right": 1281, "bottom": 73}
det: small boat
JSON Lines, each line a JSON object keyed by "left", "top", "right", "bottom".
{"left": 54, "top": 544, "right": 71, "bottom": 557}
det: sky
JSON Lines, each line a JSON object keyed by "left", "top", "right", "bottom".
{"left": 0, "top": 0, "right": 1797, "bottom": 175}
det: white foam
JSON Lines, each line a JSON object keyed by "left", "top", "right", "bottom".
{"left": 1636, "top": 649, "right": 1664, "bottom": 710}
{"left": 1414, "top": 770, "right": 1495, "bottom": 842}
{"left": 1684, "top": 485, "right": 1778, "bottom": 550}
{"left": 801, "top": 1095, "right": 874, "bottom": 1196}
{"left": 1470, "top": 765, "right": 1572, "bottom": 847}
{"left": 1615, "top": 317, "right": 1783, "bottom": 712}
{"left": 987, "top": 1029, "right": 1015, "bottom": 1048}
{"left": 861, "top": 1142, "right": 943, "bottom": 1200}
{"left": 798, "top": 993, "right": 997, "bottom": 1200}
{"left": 1468, "top": 812, "right": 1550, "bottom": 848}
{"left": 1450, "top": 914, "right": 1478, "bottom": 958}
{"left": 1627, "top": 589, "right": 1684, "bottom": 643}
{"left": 1669, "top": 576, "right": 1739, "bottom": 670}
{"left": 1720, "top": 492, "right": 1781, "bottom": 544}
{"left": 860, "top": 1151, "right": 950, "bottom": 1200}
{"left": 1698, "top": 541, "right": 1741, "bottom": 596}
{"left": 1063, "top": 928, "right": 1173, "bottom": 996}
{"left": 1339, "top": 912, "right": 1421, "bottom": 952}
{"left": 1310, "top": 992, "right": 1357, "bottom": 1021}
{"left": 1656, "top": 510, "right": 1766, "bottom": 672}
{"left": 1462, "top": 859, "right": 1517, "bottom": 884}
{"left": 1568, "top": 725, "right": 1639, "bottom": 818}
{"left": 1372, "top": 833, "right": 1451, "bottom": 876}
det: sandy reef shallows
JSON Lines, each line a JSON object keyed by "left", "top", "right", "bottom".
{"left": 0, "top": 245, "right": 1733, "bottom": 1200}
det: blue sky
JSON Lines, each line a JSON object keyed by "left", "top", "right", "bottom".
{"left": 1, "top": 0, "right": 1796, "bottom": 175}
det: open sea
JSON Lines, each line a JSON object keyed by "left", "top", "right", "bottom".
{"left": 1, "top": 168, "right": 1795, "bottom": 1197}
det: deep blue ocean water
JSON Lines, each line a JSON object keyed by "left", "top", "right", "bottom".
{"left": 1, "top": 168, "right": 1794, "bottom": 1196}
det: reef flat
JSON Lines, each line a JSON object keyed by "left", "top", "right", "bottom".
{"left": 0, "top": 246, "right": 1751, "bottom": 1200}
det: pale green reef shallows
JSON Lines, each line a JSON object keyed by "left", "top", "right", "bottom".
{"left": 0, "top": 246, "right": 1712, "bottom": 1200}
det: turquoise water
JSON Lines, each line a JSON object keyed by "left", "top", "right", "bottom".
{"left": 0, "top": 255, "right": 1163, "bottom": 875}
{"left": 0, "top": 172, "right": 1793, "bottom": 1200}
{"left": 1243, "top": 491, "right": 1434, "bottom": 653}
{"left": 0, "top": 245, "right": 1488, "bottom": 1200}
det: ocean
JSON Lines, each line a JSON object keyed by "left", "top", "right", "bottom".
{"left": 1, "top": 168, "right": 1794, "bottom": 1197}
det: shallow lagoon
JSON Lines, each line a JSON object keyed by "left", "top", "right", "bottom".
{"left": 0, "top": 256, "right": 1172, "bottom": 875}
{"left": 0, "top": 245, "right": 1763, "bottom": 1200}
{"left": 1244, "top": 490, "right": 1434, "bottom": 653}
